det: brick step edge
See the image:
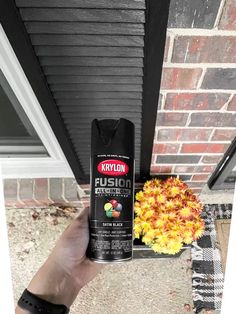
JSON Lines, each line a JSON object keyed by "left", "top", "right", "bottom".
{"left": 4, "top": 178, "right": 87, "bottom": 209}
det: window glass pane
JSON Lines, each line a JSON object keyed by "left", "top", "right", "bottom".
{"left": 0, "top": 70, "right": 48, "bottom": 157}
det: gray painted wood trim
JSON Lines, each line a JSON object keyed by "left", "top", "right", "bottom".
{"left": 20, "top": 8, "right": 145, "bottom": 23}
{"left": 47, "top": 75, "right": 143, "bottom": 84}
{"left": 50, "top": 84, "right": 142, "bottom": 92}
{"left": 25, "top": 22, "right": 145, "bottom": 35}
{"left": 53, "top": 91, "right": 142, "bottom": 99}
{"left": 30, "top": 34, "right": 144, "bottom": 47}
{"left": 40, "top": 56, "right": 143, "bottom": 67}
{"left": 35, "top": 46, "right": 144, "bottom": 57}
{"left": 61, "top": 112, "right": 142, "bottom": 118}
{"left": 47, "top": 76, "right": 143, "bottom": 84}
{"left": 44, "top": 66, "right": 143, "bottom": 76}
{"left": 58, "top": 105, "right": 142, "bottom": 112}
{"left": 56, "top": 98, "right": 143, "bottom": 106}
{"left": 16, "top": 0, "right": 145, "bottom": 9}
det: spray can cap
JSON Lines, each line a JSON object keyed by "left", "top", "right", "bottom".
{"left": 91, "top": 118, "right": 134, "bottom": 158}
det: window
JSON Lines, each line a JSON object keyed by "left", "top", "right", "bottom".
{"left": 0, "top": 70, "right": 48, "bottom": 157}
{"left": 0, "top": 25, "right": 73, "bottom": 178}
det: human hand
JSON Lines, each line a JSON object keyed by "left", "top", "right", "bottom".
{"left": 18, "top": 207, "right": 103, "bottom": 310}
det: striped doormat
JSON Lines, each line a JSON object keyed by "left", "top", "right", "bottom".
{"left": 191, "top": 204, "right": 232, "bottom": 313}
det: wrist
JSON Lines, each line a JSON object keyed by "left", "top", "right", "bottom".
{"left": 27, "top": 256, "right": 80, "bottom": 308}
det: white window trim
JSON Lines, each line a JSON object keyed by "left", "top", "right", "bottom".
{"left": 0, "top": 25, "right": 74, "bottom": 178}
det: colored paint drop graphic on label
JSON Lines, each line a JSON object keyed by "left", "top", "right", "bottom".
{"left": 104, "top": 203, "right": 113, "bottom": 211}
{"left": 104, "top": 199, "right": 123, "bottom": 218}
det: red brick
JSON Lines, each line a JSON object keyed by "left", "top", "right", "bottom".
{"left": 211, "top": 129, "right": 236, "bottom": 141}
{"left": 4, "top": 179, "right": 18, "bottom": 201}
{"left": 189, "top": 112, "right": 236, "bottom": 127}
{"left": 192, "top": 174, "right": 210, "bottom": 181}
{"left": 185, "top": 182, "right": 206, "bottom": 188}
{"left": 156, "top": 128, "right": 212, "bottom": 142}
{"left": 172, "top": 36, "right": 236, "bottom": 63}
{"left": 181, "top": 143, "right": 228, "bottom": 154}
{"left": 201, "top": 155, "right": 223, "bottom": 164}
{"left": 174, "top": 165, "right": 215, "bottom": 173}
{"left": 156, "top": 112, "right": 188, "bottom": 126}
{"left": 195, "top": 165, "right": 215, "bottom": 173}
{"left": 160, "top": 68, "right": 202, "bottom": 89}
{"left": 174, "top": 166, "right": 196, "bottom": 173}
{"left": 19, "top": 179, "right": 34, "bottom": 201}
{"left": 227, "top": 95, "right": 236, "bottom": 111}
{"left": 164, "top": 93, "right": 229, "bottom": 110}
{"left": 150, "top": 166, "right": 173, "bottom": 174}
{"left": 219, "top": 0, "right": 236, "bottom": 30}
{"left": 34, "top": 179, "right": 49, "bottom": 202}
{"left": 152, "top": 143, "right": 179, "bottom": 154}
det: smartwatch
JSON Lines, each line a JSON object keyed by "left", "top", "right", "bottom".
{"left": 17, "top": 289, "right": 70, "bottom": 314}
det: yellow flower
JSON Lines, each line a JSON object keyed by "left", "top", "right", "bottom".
{"left": 180, "top": 206, "right": 192, "bottom": 219}
{"left": 157, "top": 234, "right": 168, "bottom": 245}
{"left": 136, "top": 191, "right": 144, "bottom": 201}
{"left": 160, "top": 213, "right": 170, "bottom": 221}
{"left": 155, "top": 219, "right": 165, "bottom": 228}
{"left": 185, "top": 221, "right": 194, "bottom": 229}
{"left": 147, "top": 197, "right": 156, "bottom": 206}
{"left": 156, "top": 194, "right": 166, "bottom": 203}
{"left": 170, "top": 186, "right": 180, "bottom": 197}
{"left": 152, "top": 243, "right": 163, "bottom": 253}
{"left": 183, "top": 231, "right": 193, "bottom": 244}
{"left": 144, "top": 229, "right": 156, "bottom": 242}
{"left": 167, "top": 240, "right": 183, "bottom": 254}
{"left": 134, "top": 178, "right": 204, "bottom": 254}
{"left": 165, "top": 200, "right": 175, "bottom": 210}
{"left": 144, "top": 210, "right": 154, "bottom": 219}
{"left": 141, "top": 222, "right": 151, "bottom": 233}
{"left": 169, "top": 229, "right": 180, "bottom": 238}
{"left": 134, "top": 224, "right": 142, "bottom": 235}
{"left": 194, "top": 221, "right": 205, "bottom": 239}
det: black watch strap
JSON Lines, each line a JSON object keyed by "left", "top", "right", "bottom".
{"left": 18, "top": 289, "right": 70, "bottom": 314}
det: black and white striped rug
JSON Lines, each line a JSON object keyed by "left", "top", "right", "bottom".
{"left": 191, "top": 204, "right": 232, "bottom": 313}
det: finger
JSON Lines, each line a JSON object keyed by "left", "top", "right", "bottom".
{"left": 74, "top": 206, "right": 89, "bottom": 223}
{"left": 59, "top": 207, "right": 89, "bottom": 240}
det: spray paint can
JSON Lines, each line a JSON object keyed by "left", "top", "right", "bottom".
{"left": 87, "top": 118, "right": 135, "bottom": 263}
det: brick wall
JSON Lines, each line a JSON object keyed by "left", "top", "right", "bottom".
{"left": 151, "top": 0, "right": 236, "bottom": 194}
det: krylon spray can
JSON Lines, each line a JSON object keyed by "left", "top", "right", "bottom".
{"left": 87, "top": 118, "right": 135, "bottom": 263}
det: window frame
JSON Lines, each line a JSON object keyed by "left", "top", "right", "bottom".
{"left": 0, "top": 25, "right": 73, "bottom": 178}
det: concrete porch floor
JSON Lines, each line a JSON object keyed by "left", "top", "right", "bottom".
{"left": 7, "top": 186, "right": 233, "bottom": 314}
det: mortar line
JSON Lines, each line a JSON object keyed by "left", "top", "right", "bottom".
{"left": 161, "top": 92, "right": 166, "bottom": 110}
{"left": 160, "top": 89, "right": 236, "bottom": 93}
{"left": 155, "top": 126, "right": 236, "bottom": 129}
{"left": 158, "top": 109, "right": 234, "bottom": 113}
{"left": 221, "top": 93, "right": 234, "bottom": 111}
{"left": 168, "top": 28, "right": 236, "bottom": 36}
{"left": 155, "top": 153, "right": 227, "bottom": 156}
{"left": 214, "top": 0, "right": 226, "bottom": 29}
{"left": 32, "top": 179, "right": 40, "bottom": 204}
{"left": 166, "top": 32, "right": 175, "bottom": 63}
{"left": 47, "top": 178, "right": 53, "bottom": 203}
{"left": 197, "top": 67, "right": 207, "bottom": 89}
{"left": 163, "top": 62, "right": 236, "bottom": 68}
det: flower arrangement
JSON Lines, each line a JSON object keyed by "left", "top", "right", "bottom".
{"left": 134, "top": 177, "right": 205, "bottom": 255}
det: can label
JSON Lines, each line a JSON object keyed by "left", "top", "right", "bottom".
{"left": 89, "top": 154, "right": 134, "bottom": 261}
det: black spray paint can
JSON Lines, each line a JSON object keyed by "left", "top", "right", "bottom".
{"left": 87, "top": 118, "right": 135, "bottom": 263}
